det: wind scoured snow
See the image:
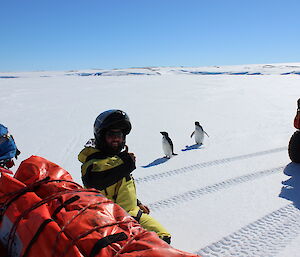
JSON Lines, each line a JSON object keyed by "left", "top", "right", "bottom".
{"left": 0, "top": 63, "right": 299, "bottom": 256}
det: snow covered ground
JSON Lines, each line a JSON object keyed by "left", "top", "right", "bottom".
{"left": 1, "top": 63, "right": 300, "bottom": 256}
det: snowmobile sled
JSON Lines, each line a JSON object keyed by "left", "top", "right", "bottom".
{"left": 288, "top": 98, "right": 300, "bottom": 163}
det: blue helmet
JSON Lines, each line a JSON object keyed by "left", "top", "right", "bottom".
{"left": 0, "top": 124, "right": 20, "bottom": 168}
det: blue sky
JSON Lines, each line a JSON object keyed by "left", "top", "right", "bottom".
{"left": 1, "top": 0, "right": 299, "bottom": 71}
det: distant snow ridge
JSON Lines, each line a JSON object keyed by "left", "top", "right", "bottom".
{"left": 281, "top": 71, "right": 300, "bottom": 75}
{"left": 74, "top": 69, "right": 300, "bottom": 76}
{"left": 177, "top": 70, "right": 263, "bottom": 75}
{"left": 196, "top": 204, "right": 300, "bottom": 257}
{"left": 136, "top": 147, "right": 287, "bottom": 184}
{"left": 75, "top": 70, "right": 161, "bottom": 77}
{"left": 0, "top": 76, "right": 18, "bottom": 78}
{"left": 62, "top": 64, "right": 300, "bottom": 77}
{"left": 149, "top": 166, "right": 284, "bottom": 211}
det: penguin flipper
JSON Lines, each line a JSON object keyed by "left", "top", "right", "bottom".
{"left": 172, "top": 153, "right": 178, "bottom": 156}
{"left": 190, "top": 131, "right": 195, "bottom": 138}
{"left": 204, "top": 131, "right": 209, "bottom": 137}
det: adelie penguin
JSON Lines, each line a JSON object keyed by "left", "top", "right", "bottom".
{"left": 190, "top": 121, "right": 209, "bottom": 145}
{"left": 160, "top": 132, "right": 177, "bottom": 158}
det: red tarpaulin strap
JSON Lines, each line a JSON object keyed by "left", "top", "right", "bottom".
{"left": 0, "top": 167, "right": 13, "bottom": 174}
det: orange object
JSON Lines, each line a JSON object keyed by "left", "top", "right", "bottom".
{"left": 0, "top": 156, "right": 200, "bottom": 257}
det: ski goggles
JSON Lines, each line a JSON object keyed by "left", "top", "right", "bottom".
{"left": 0, "top": 133, "right": 11, "bottom": 144}
{"left": 106, "top": 130, "right": 123, "bottom": 138}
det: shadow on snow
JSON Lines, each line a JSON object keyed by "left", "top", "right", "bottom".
{"left": 279, "top": 162, "right": 300, "bottom": 209}
{"left": 181, "top": 144, "right": 203, "bottom": 151}
{"left": 141, "top": 157, "right": 169, "bottom": 168}
{"left": 141, "top": 144, "right": 204, "bottom": 168}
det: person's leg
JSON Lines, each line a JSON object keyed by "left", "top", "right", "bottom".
{"left": 129, "top": 207, "right": 171, "bottom": 243}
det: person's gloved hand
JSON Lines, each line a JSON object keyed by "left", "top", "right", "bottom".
{"left": 125, "top": 145, "right": 136, "bottom": 162}
{"left": 138, "top": 202, "right": 150, "bottom": 214}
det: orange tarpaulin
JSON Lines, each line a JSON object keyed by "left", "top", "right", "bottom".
{"left": 0, "top": 156, "right": 200, "bottom": 257}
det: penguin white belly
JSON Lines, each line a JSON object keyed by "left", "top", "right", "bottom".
{"left": 162, "top": 138, "right": 173, "bottom": 157}
{"left": 194, "top": 129, "right": 204, "bottom": 145}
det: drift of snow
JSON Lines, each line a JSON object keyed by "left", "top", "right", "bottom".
{"left": 1, "top": 63, "right": 300, "bottom": 256}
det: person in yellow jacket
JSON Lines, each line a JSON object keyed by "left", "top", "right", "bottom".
{"left": 78, "top": 109, "right": 171, "bottom": 243}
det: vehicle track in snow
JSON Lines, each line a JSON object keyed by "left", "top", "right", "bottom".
{"left": 136, "top": 147, "right": 287, "bottom": 184}
{"left": 195, "top": 204, "right": 300, "bottom": 257}
{"left": 149, "top": 166, "right": 284, "bottom": 211}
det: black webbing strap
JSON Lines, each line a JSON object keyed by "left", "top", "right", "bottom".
{"left": 112, "top": 180, "right": 122, "bottom": 201}
{"left": 132, "top": 209, "right": 143, "bottom": 222}
{"left": 52, "top": 195, "right": 80, "bottom": 219}
{"left": 85, "top": 151, "right": 105, "bottom": 162}
{"left": 89, "top": 232, "right": 128, "bottom": 257}
{"left": 22, "top": 219, "right": 54, "bottom": 257}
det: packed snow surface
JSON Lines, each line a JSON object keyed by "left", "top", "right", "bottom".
{"left": 1, "top": 63, "right": 300, "bottom": 256}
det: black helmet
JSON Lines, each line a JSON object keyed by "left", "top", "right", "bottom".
{"left": 94, "top": 110, "right": 131, "bottom": 150}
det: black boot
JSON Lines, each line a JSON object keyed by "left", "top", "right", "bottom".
{"left": 162, "top": 236, "right": 171, "bottom": 244}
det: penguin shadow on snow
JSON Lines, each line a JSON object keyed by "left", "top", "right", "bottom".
{"left": 279, "top": 162, "right": 300, "bottom": 209}
{"left": 141, "top": 157, "right": 169, "bottom": 168}
{"left": 181, "top": 143, "right": 203, "bottom": 151}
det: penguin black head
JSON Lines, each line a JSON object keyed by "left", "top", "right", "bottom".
{"left": 160, "top": 131, "right": 168, "bottom": 137}
{"left": 195, "top": 121, "right": 200, "bottom": 126}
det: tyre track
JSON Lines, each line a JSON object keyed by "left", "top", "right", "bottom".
{"left": 149, "top": 166, "right": 284, "bottom": 211}
{"left": 195, "top": 204, "right": 300, "bottom": 257}
{"left": 136, "top": 147, "right": 287, "bottom": 184}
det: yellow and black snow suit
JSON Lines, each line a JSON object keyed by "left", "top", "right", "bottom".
{"left": 78, "top": 147, "right": 171, "bottom": 241}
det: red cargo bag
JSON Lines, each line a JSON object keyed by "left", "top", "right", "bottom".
{"left": 0, "top": 156, "right": 200, "bottom": 257}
